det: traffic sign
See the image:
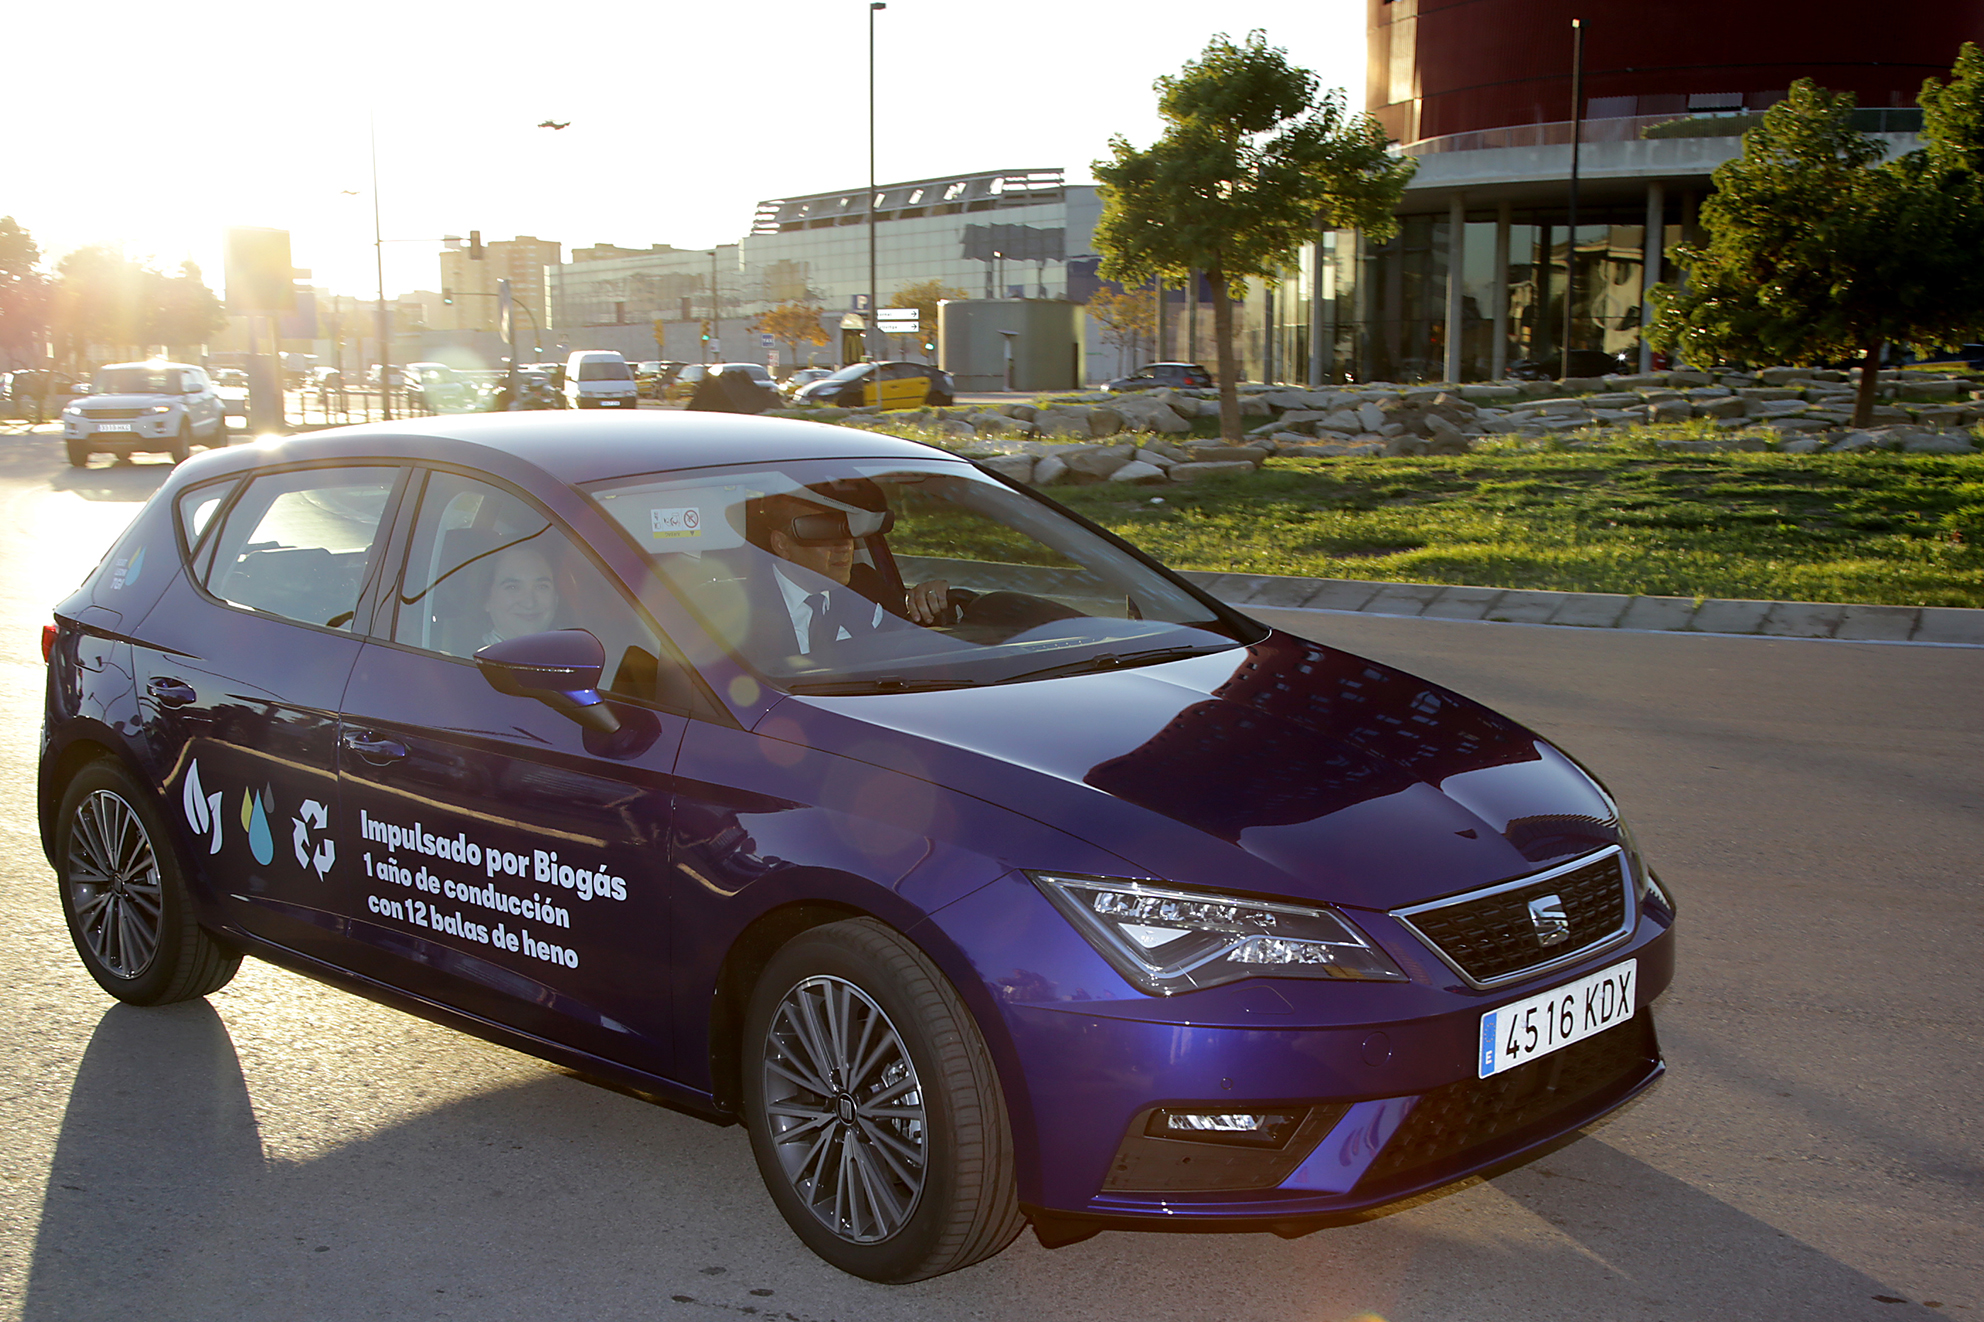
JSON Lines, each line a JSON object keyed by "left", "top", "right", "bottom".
{"left": 760, "top": 333, "right": 776, "bottom": 349}
{"left": 877, "top": 309, "right": 919, "bottom": 333}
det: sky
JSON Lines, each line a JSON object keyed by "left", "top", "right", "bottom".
{"left": 14, "top": 0, "right": 1366, "bottom": 300}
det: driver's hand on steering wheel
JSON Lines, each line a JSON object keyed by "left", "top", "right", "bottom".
{"left": 906, "top": 578, "right": 952, "bottom": 625}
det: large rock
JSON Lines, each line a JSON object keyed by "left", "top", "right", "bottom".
{"left": 1667, "top": 370, "right": 1712, "bottom": 386}
{"left": 977, "top": 454, "right": 1035, "bottom": 483}
{"left": 1900, "top": 431, "right": 1978, "bottom": 453}
{"left": 1063, "top": 443, "right": 1138, "bottom": 478}
{"left": 1168, "top": 460, "right": 1258, "bottom": 482}
{"left": 1736, "top": 387, "right": 1803, "bottom": 401}
{"left": 1182, "top": 443, "right": 1268, "bottom": 465}
{"left": 1108, "top": 460, "right": 1171, "bottom": 484}
{"left": 1031, "top": 453, "right": 1069, "bottom": 485}
{"left": 1031, "top": 407, "right": 1093, "bottom": 439}
{"left": 1899, "top": 380, "right": 1965, "bottom": 401}
{"left": 1087, "top": 406, "right": 1125, "bottom": 437}
{"left": 1600, "top": 372, "right": 1669, "bottom": 389}
{"left": 1458, "top": 384, "right": 1522, "bottom": 403}
{"left": 1695, "top": 396, "right": 1749, "bottom": 419}
{"left": 1279, "top": 440, "right": 1384, "bottom": 457}
{"left": 971, "top": 412, "right": 1034, "bottom": 436}
{"left": 1561, "top": 376, "right": 1607, "bottom": 392}
{"left": 1648, "top": 399, "right": 1692, "bottom": 423}
{"left": 1110, "top": 397, "right": 1192, "bottom": 434}
{"left": 1356, "top": 402, "right": 1387, "bottom": 431}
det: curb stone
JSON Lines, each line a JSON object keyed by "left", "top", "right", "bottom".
{"left": 1180, "top": 571, "right": 1984, "bottom": 646}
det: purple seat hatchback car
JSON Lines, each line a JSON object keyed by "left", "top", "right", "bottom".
{"left": 38, "top": 412, "right": 1673, "bottom": 1281}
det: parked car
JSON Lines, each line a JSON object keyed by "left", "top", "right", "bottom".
{"left": 780, "top": 367, "right": 837, "bottom": 401}
{"left": 1103, "top": 362, "right": 1214, "bottom": 393}
{"left": 665, "top": 362, "right": 782, "bottom": 406}
{"left": 636, "top": 361, "right": 685, "bottom": 399}
{"left": 1506, "top": 350, "right": 1630, "bottom": 380}
{"left": 60, "top": 360, "right": 227, "bottom": 465}
{"left": 562, "top": 351, "right": 640, "bottom": 410}
{"left": 791, "top": 360, "right": 954, "bottom": 409}
{"left": 39, "top": 411, "right": 1673, "bottom": 1282}
{"left": 7, "top": 369, "right": 81, "bottom": 421}
{"left": 403, "top": 362, "right": 474, "bottom": 414}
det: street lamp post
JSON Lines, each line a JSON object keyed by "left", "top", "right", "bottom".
{"left": 370, "top": 114, "right": 393, "bottom": 421}
{"left": 1560, "top": 16, "right": 1584, "bottom": 383}
{"left": 867, "top": 1, "right": 886, "bottom": 361}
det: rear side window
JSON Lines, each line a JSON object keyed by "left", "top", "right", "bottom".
{"left": 204, "top": 468, "right": 401, "bottom": 629}
{"left": 390, "top": 470, "right": 680, "bottom": 708}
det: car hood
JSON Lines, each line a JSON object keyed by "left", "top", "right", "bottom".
{"left": 762, "top": 630, "right": 1621, "bottom": 911}
{"left": 77, "top": 393, "right": 180, "bottom": 409}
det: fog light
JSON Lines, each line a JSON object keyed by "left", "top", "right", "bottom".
{"left": 1149, "top": 1108, "right": 1302, "bottom": 1148}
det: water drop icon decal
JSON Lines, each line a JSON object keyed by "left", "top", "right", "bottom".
{"left": 244, "top": 786, "right": 275, "bottom": 865}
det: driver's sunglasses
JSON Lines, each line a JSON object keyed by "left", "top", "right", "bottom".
{"left": 784, "top": 508, "right": 895, "bottom": 545}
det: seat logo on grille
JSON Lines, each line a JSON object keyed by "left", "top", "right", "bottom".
{"left": 1527, "top": 894, "right": 1570, "bottom": 947}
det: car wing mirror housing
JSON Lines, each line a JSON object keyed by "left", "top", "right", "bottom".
{"left": 475, "top": 629, "right": 620, "bottom": 733}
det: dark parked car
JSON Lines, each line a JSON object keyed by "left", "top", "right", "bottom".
{"left": 1506, "top": 350, "right": 1630, "bottom": 380}
{"left": 791, "top": 360, "right": 954, "bottom": 409}
{"left": 1104, "top": 362, "right": 1213, "bottom": 393}
{"left": 40, "top": 413, "right": 1674, "bottom": 1282}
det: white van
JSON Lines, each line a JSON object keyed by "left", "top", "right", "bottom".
{"left": 561, "top": 351, "right": 639, "bottom": 410}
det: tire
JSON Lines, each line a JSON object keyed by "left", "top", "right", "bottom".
{"left": 208, "top": 412, "right": 228, "bottom": 446}
{"left": 169, "top": 421, "right": 192, "bottom": 464}
{"left": 742, "top": 918, "right": 1023, "bottom": 1282}
{"left": 55, "top": 760, "right": 241, "bottom": 1005}
{"left": 66, "top": 441, "right": 89, "bottom": 468}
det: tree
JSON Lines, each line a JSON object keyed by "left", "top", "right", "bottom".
{"left": 1093, "top": 31, "right": 1414, "bottom": 439}
{"left": 1648, "top": 50, "right": 1984, "bottom": 426}
{"left": 0, "top": 217, "right": 49, "bottom": 370}
{"left": 887, "top": 279, "right": 966, "bottom": 362}
{"left": 752, "top": 301, "right": 831, "bottom": 370}
{"left": 1083, "top": 283, "right": 1158, "bottom": 375}
{"left": 48, "top": 247, "right": 227, "bottom": 365}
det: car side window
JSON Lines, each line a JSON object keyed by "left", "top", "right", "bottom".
{"left": 391, "top": 471, "right": 674, "bottom": 706}
{"left": 175, "top": 478, "right": 239, "bottom": 566}
{"left": 204, "top": 468, "right": 400, "bottom": 629}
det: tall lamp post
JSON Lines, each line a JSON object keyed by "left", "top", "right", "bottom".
{"left": 1559, "top": 16, "right": 1584, "bottom": 383}
{"left": 867, "top": 1, "right": 886, "bottom": 360}
{"left": 370, "top": 114, "right": 394, "bottom": 420}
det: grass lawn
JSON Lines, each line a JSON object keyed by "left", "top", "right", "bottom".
{"left": 1043, "top": 449, "right": 1984, "bottom": 609}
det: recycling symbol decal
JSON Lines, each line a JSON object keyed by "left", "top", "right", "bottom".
{"left": 292, "top": 799, "right": 337, "bottom": 880}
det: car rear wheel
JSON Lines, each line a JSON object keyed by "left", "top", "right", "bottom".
{"left": 55, "top": 760, "right": 241, "bottom": 1005}
{"left": 742, "top": 918, "right": 1023, "bottom": 1282}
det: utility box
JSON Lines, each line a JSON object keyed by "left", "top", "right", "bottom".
{"left": 938, "top": 299, "right": 1083, "bottom": 393}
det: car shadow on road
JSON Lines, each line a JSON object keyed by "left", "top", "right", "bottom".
{"left": 19, "top": 1000, "right": 1953, "bottom": 1322}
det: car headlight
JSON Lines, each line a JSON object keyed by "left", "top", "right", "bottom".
{"left": 145, "top": 404, "right": 173, "bottom": 415}
{"left": 61, "top": 404, "right": 83, "bottom": 416}
{"left": 1029, "top": 873, "right": 1408, "bottom": 995}
{"left": 1614, "top": 816, "right": 1675, "bottom": 916}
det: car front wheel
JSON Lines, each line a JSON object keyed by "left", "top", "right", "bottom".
{"left": 742, "top": 918, "right": 1023, "bottom": 1282}
{"left": 169, "top": 421, "right": 192, "bottom": 463}
{"left": 55, "top": 760, "right": 241, "bottom": 1005}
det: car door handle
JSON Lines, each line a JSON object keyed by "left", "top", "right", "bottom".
{"left": 340, "top": 731, "right": 408, "bottom": 764}
{"left": 146, "top": 677, "right": 197, "bottom": 707}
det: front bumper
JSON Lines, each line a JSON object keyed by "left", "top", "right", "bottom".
{"left": 933, "top": 872, "right": 1675, "bottom": 1227}
{"left": 574, "top": 394, "right": 639, "bottom": 409}
{"left": 66, "top": 415, "right": 177, "bottom": 440}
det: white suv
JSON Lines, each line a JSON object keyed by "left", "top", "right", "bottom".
{"left": 63, "top": 360, "right": 227, "bottom": 466}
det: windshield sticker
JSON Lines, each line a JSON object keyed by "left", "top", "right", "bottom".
{"left": 649, "top": 507, "right": 702, "bottom": 539}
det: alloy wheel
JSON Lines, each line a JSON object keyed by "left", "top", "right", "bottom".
{"left": 65, "top": 790, "right": 164, "bottom": 979}
{"left": 759, "top": 974, "right": 927, "bottom": 1243}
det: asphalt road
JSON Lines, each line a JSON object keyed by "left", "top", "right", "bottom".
{"left": 0, "top": 428, "right": 1977, "bottom": 1321}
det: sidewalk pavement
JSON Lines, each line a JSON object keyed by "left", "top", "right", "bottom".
{"left": 1179, "top": 570, "right": 1984, "bottom": 647}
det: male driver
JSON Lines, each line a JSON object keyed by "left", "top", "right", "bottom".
{"left": 746, "top": 488, "right": 952, "bottom": 655}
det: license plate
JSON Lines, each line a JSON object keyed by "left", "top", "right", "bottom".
{"left": 97, "top": 423, "right": 131, "bottom": 432}
{"left": 1478, "top": 958, "right": 1636, "bottom": 1078}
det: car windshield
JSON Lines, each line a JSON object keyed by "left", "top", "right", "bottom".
{"left": 816, "top": 364, "right": 872, "bottom": 384}
{"left": 588, "top": 457, "right": 1255, "bottom": 692}
{"left": 93, "top": 367, "right": 181, "bottom": 394}
{"left": 578, "top": 360, "right": 633, "bottom": 381}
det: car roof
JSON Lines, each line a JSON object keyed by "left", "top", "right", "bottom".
{"left": 184, "top": 411, "right": 955, "bottom": 488}
{"left": 101, "top": 359, "right": 199, "bottom": 371}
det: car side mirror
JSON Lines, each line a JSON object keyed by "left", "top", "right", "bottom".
{"left": 73, "top": 383, "right": 92, "bottom": 395}
{"left": 474, "top": 629, "right": 620, "bottom": 733}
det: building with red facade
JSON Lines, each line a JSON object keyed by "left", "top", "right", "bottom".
{"left": 1230, "top": 1, "right": 1982, "bottom": 384}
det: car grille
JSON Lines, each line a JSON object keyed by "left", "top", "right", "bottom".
{"left": 1359, "top": 1015, "right": 1658, "bottom": 1188}
{"left": 83, "top": 408, "right": 144, "bottom": 420}
{"left": 1393, "top": 847, "right": 1631, "bottom": 987}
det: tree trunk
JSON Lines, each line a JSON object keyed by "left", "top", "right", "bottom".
{"left": 1852, "top": 339, "right": 1883, "bottom": 428}
{"left": 1208, "top": 269, "right": 1241, "bottom": 441}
